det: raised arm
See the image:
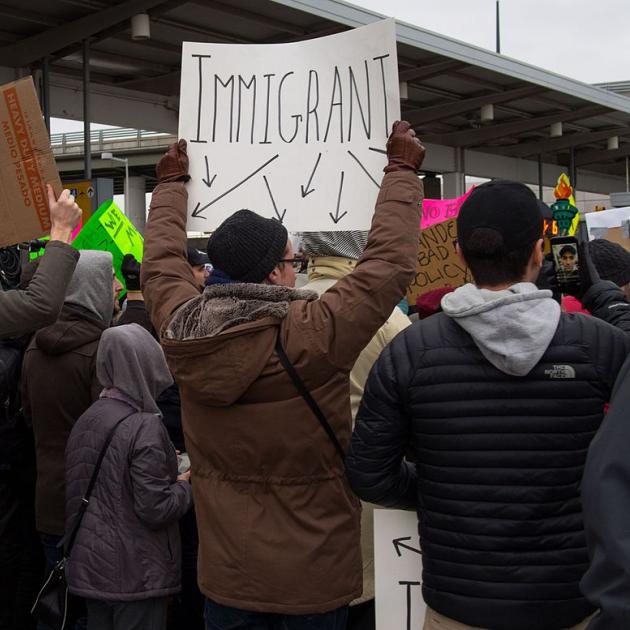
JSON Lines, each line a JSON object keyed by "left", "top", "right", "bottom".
{"left": 297, "top": 122, "right": 424, "bottom": 371}
{"left": 141, "top": 140, "right": 201, "bottom": 336}
{"left": 0, "top": 186, "right": 81, "bottom": 339}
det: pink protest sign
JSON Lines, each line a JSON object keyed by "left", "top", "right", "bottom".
{"left": 421, "top": 188, "right": 473, "bottom": 229}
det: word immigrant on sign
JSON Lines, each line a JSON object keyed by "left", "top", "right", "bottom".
{"left": 407, "top": 218, "right": 472, "bottom": 302}
{"left": 179, "top": 19, "right": 400, "bottom": 232}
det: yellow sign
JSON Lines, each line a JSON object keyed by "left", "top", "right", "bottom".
{"left": 64, "top": 179, "right": 95, "bottom": 227}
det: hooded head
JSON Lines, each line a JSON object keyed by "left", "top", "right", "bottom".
{"left": 65, "top": 250, "right": 115, "bottom": 323}
{"left": 96, "top": 324, "right": 173, "bottom": 414}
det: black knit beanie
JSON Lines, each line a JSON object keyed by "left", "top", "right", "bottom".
{"left": 206, "top": 209, "right": 288, "bottom": 283}
{"left": 588, "top": 239, "right": 630, "bottom": 287}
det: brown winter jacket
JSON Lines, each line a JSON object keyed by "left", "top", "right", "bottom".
{"left": 141, "top": 171, "right": 422, "bottom": 614}
{"left": 22, "top": 305, "right": 106, "bottom": 535}
{"left": 0, "top": 241, "right": 79, "bottom": 339}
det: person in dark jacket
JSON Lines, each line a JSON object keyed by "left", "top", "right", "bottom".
{"left": 346, "top": 180, "right": 630, "bottom": 630}
{"left": 580, "top": 354, "right": 630, "bottom": 629}
{"left": 65, "top": 324, "right": 193, "bottom": 630}
{"left": 22, "top": 251, "right": 115, "bottom": 574}
{"left": 116, "top": 254, "right": 156, "bottom": 336}
{"left": 0, "top": 186, "right": 81, "bottom": 340}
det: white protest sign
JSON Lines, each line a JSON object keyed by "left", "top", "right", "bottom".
{"left": 585, "top": 206, "right": 630, "bottom": 239}
{"left": 178, "top": 19, "right": 400, "bottom": 232}
{"left": 374, "top": 509, "right": 426, "bottom": 630}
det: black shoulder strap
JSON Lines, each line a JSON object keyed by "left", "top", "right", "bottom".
{"left": 64, "top": 409, "right": 135, "bottom": 556}
{"left": 275, "top": 336, "right": 345, "bottom": 462}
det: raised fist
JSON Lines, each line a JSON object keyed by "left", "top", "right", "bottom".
{"left": 48, "top": 185, "right": 82, "bottom": 244}
{"left": 384, "top": 120, "right": 426, "bottom": 174}
{"left": 156, "top": 139, "right": 190, "bottom": 183}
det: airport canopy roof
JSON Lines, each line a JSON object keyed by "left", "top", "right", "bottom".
{"left": 1, "top": 0, "right": 630, "bottom": 177}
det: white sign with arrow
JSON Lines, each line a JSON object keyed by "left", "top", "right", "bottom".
{"left": 374, "top": 509, "right": 426, "bottom": 630}
{"left": 178, "top": 19, "right": 400, "bottom": 232}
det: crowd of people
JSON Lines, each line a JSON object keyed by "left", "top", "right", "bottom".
{"left": 1, "top": 121, "right": 630, "bottom": 630}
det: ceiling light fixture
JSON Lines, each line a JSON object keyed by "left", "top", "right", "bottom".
{"left": 131, "top": 13, "right": 150, "bottom": 41}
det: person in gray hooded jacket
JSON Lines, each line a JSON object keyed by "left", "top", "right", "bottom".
{"left": 65, "top": 324, "right": 193, "bottom": 630}
{"left": 346, "top": 180, "right": 630, "bottom": 630}
{"left": 22, "top": 250, "right": 119, "bottom": 573}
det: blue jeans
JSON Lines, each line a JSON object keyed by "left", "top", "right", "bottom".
{"left": 204, "top": 599, "right": 348, "bottom": 630}
{"left": 38, "top": 534, "right": 87, "bottom": 630}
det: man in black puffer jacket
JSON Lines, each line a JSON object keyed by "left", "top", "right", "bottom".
{"left": 346, "top": 180, "right": 630, "bottom": 630}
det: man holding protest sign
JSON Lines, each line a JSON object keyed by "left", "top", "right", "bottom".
{"left": 141, "top": 121, "right": 424, "bottom": 628}
{"left": 0, "top": 185, "right": 81, "bottom": 339}
{"left": 347, "top": 180, "right": 630, "bottom": 630}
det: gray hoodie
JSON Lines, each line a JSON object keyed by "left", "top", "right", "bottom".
{"left": 441, "top": 282, "right": 561, "bottom": 376}
{"left": 97, "top": 324, "right": 173, "bottom": 415}
{"left": 65, "top": 250, "right": 114, "bottom": 324}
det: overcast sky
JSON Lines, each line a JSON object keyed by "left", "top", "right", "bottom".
{"left": 353, "top": 0, "right": 629, "bottom": 84}
{"left": 51, "top": 0, "right": 629, "bottom": 134}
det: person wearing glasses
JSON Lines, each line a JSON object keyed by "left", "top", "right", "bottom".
{"left": 140, "top": 122, "right": 425, "bottom": 630}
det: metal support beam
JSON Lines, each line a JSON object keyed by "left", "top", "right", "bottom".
{"left": 399, "top": 60, "right": 467, "bottom": 83}
{"left": 500, "top": 126, "right": 630, "bottom": 158}
{"left": 405, "top": 85, "right": 545, "bottom": 126}
{"left": 422, "top": 105, "right": 608, "bottom": 147}
{"left": 83, "top": 39, "right": 91, "bottom": 180}
{"left": 569, "top": 148, "right": 576, "bottom": 190}
{"left": 574, "top": 144, "right": 630, "bottom": 168}
{"left": 41, "top": 57, "right": 50, "bottom": 132}
{"left": 538, "top": 154, "right": 543, "bottom": 200}
{"left": 0, "top": 0, "right": 174, "bottom": 67}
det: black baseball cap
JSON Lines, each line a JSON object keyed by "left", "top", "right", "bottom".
{"left": 457, "top": 180, "right": 543, "bottom": 251}
{"left": 187, "top": 246, "right": 209, "bottom": 267}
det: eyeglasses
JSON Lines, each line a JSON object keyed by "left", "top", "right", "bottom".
{"left": 279, "top": 256, "right": 306, "bottom": 271}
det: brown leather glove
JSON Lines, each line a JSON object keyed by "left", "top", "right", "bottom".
{"left": 156, "top": 139, "right": 190, "bottom": 183}
{"left": 384, "top": 120, "right": 426, "bottom": 173}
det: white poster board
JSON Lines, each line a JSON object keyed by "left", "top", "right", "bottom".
{"left": 585, "top": 206, "right": 630, "bottom": 239}
{"left": 374, "top": 509, "right": 426, "bottom": 630}
{"left": 178, "top": 19, "right": 400, "bottom": 232}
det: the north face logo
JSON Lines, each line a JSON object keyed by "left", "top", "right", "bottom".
{"left": 545, "top": 365, "right": 576, "bottom": 379}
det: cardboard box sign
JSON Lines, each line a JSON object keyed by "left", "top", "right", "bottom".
{"left": 602, "top": 226, "right": 630, "bottom": 253}
{"left": 0, "top": 76, "right": 61, "bottom": 248}
{"left": 407, "top": 218, "right": 472, "bottom": 303}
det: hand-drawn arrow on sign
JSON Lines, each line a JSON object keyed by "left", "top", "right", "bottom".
{"left": 202, "top": 155, "right": 217, "bottom": 189}
{"left": 300, "top": 152, "right": 322, "bottom": 198}
{"left": 347, "top": 150, "right": 380, "bottom": 189}
{"left": 263, "top": 175, "right": 286, "bottom": 223}
{"left": 191, "top": 153, "right": 280, "bottom": 219}
{"left": 329, "top": 171, "right": 347, "bottom": 224}
{"left": 392, "top": 537, "right": 422, "bottom": 557}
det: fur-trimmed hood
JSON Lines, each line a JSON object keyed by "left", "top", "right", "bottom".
{"left": 161, "top": 283, "right": 317, "bottom": 406}
{"left": 165, "top": 283, "right": 318, "bottom": 341}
